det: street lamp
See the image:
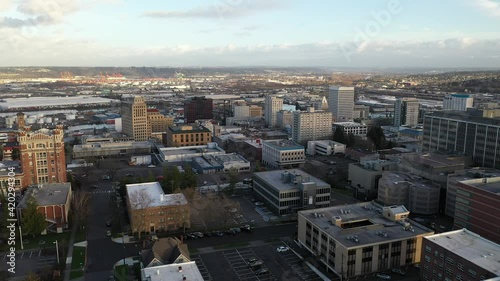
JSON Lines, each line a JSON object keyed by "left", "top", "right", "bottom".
{"left": 54, "top": 240, "right": 60, "bottom": 264}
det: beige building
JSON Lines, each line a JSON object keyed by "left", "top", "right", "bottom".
{"left": 147, "top": 109, "right": 174, "bottom": 134}
{"left": 394, "top": 98, "right": 419, "bottom": 127}
{"left": 262, "top": 140, "right": 305, "bottom": 169}
{"left": 298, "top": 203, "right": 434, "bottom": 278}
{"left": 265, "top": 95, "right": 283, "bottom": 127}
{"left": 276, "top": 110, "right": 293, "bottom": 128}
{"left": 348, "top": 154, "right": 398, "bottom": 198}
{"left": 249, "top": 105, "right": 263, "bottom": 117}
{"left": 164, "top": 125, "right": 211, "bottom": 147}
{"left": 126, "top": 182, "right": 190, "bottom": 234}
{"left": 292, "top": 108, "right": 332, "bottom": 144}
{"left": 122, "top": 96, "right": 149, "bottom": 141}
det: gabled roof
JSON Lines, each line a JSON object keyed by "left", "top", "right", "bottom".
{"left": 140, "top": 237, "right": 190, "bottom": 267}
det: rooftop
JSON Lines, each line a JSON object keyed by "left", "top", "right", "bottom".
{"left": 300, "top": 201, "right": 434, "bottom": 248}
{"left": 168, "top": 125, "right": 211, "bottom": 133}
{"left": 18, "top": 183, "right": 71, "bottom": 208}
{"left": 126, "top": 182, "right": 188, "bottom": 208}
{"left": 459, "top": 177, "right": 500, "bottom": 195}
{"left": 333, "top": 122, "right": 366, "bottom": 127}
{"left": 253, "top": 169, "right": 329, "bottom": 191}
{"left": 141, "top": 261, "right": 203, "bottom": 281}
{"left": 425, "top": 229, "right": 500, "bottom": 275}
{"left": 159, "top": 143, "right": 224, "bottom": 156}
{"left": 263, "top": 140, "right": 304, "bottom": 151}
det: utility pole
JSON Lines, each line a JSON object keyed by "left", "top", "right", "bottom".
{"left": 19, "top": 225, "right": 24, "bottom": 250}
{"left": 54, "top": 240, "right": 60, "bottom": 264}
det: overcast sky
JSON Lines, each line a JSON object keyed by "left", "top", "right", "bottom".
{"left": 0, "top": 0, "right": 499, "bottom": 68}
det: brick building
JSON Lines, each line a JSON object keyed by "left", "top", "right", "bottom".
{"left": 184, "top": 97, "right": 213, "bottom": 124}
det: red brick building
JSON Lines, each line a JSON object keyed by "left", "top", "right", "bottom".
{"left": 184, "top": 97, "right": 213, "bottom": 124}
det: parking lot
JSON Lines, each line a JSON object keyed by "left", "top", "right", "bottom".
{"left": 191, "top": 242, "right": 323, "bottom": 281}
{"left": 1, "top": 249, "right": 57, "bottom": 279}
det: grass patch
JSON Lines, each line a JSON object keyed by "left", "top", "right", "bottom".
{"left": 213, "top": 242, "right": 250, "bottom": 250}
{"left": 4, "top": 231, "right": 73, "bottom": 251}
{"left": 69, "top": 245, "right": 86, "bottom": 280}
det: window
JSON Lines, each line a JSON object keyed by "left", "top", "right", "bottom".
{"left": 456, "top": 274, "right": 463, "bottom": 281}
{"left": 446, "top": 257, "right": 454, "bottom": 265}
{"left": 425, "top": 245, "right": 432, "bottom": 253}
{"left": 468, "top": 269, "right": 476, "bottom": 278}
{"left": 457, "top": 263, "right": 464, "bottom": 271}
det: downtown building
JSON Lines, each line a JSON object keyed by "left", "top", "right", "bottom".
{"left": 292, "top": 108, "right": 333, "bottom": 144}
{"left": 328, "top": 86, "right": 354, "bottom": 122}
{"left": 421, "top": 229, "right": 500, "bottom": 281}
{"left": 394, "top": 98, "right": 420, "bottom": 127}
{"left": 422, "top": 111, "right": 500, "bottom": 169}
{"left": 184, "top": 96, "right": 213, "bottom": 124}
{"left": 264, "top": 95, "right": 283, "bottom": 127}
{"left": 262, "top": 140, "right": 305, "bottom": 169}
{"left": 442, "top": 94, "right": 474, "bottom": 111}
{"left": 121, "top": 96, "right": 149, "bottom": 141}
{"left": 298, "top": 202, "right": 434, "bottom": 278}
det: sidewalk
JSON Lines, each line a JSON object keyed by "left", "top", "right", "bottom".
{"left": 63, "top": 223, "right": 78, "bottom": 281}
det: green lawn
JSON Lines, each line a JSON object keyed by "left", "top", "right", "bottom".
{"left": 114, "top": 264, "right": 128, "bottom": 281}
{"left": 69, "top": 246, "right": 86, "bottom": 280}
{"left": 1, "top": 231, "right": 73, "bottom": 251}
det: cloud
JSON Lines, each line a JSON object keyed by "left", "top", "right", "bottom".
{"left": 474, "top": 0, "right": 500, "bottom": 17}
{"left": 141, "top": 0, "right": 287, "bottom": 19}
{"left": 0, "top": 0, "right": 12, "bottom": 12}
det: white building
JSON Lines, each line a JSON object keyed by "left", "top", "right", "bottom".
{"left": 292, "top": 108, "right": 332, "bottom": 144}
{"left": 157, "top": 142, "right": 225, "bottom": 162}
{"left": 333, "top": 122, "right": 367, "bottom": 136}
{"left": 141, "top": 261, "right": 203, "bottom": 281}
{"left": 328, "top": 86, "right": 354, "bottom": 121}
{"left": 394, "top": 98, "right": 419, "bottom": 127}
{"left": 442, "top": 93, "right": 474, "bottom": 111}
{"left": 307, "top": 140, "right": 346, "bottom": 156}
{"left": 264, "top": 95, "right": 283, "bottom": 127}
{"left": 233, "top": 105, "right": 250, "bottom": 117}
{"left": 262, "top": 140, "right": 305, "bottom": 169}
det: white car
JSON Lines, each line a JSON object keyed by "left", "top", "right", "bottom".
{"left": 276, "top": 246, "right": 290, "bottom": 253}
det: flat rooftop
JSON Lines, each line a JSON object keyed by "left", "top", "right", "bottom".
{"left": 18, "top": 183, "right": 71, "bottom": 208}
{"left": 142, "top": 261, "right": 203, "bottom": 281}
{"left": 425, "top": 229, "right": 500, "bottom": 275}
{"left": 159, "top": 144, "right": 224, "bottom": 156}
{"left": 126, "top": 182, "right": 187, "bottom": 208}
{"left": 192, "top": 155, "right": 223, "bottom": 169}
{"left": 264, "top": 140, "right": 304, "bottom": 150}
{"left": 459, "top": 177, "right": 500, "bottom": 195}
{"left": 254, "top": 169, "right": 329, "bottom": 191}
{"left": 333, "top": 122, "right": 366, "bottom": 127}
{"left": 300, "top": 201, "right": 434, "bottom": 248}
{"left": 168, "top": 125, "right": 210, "bottom": 133}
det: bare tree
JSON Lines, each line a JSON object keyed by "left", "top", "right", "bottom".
{"left": 128, "top": 189, "right": 154, "bottom": 239}
{"left": 72, "top": 190, "right": 91, "bottom": 230}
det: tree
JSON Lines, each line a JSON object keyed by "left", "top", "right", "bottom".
{"left": 21, "top": 197, "right": 46, "bottom": 238}
{"left": 333, "top": 127, "right": 346, "bottom": 144}
{"left": 128, "top": 189, "right": 154, "bottom": 239}
{"left": 72, "top": 190, "right": 91, "bottom": 230}
{"left": 107, "top": 166, "right": 120, "bottom": 181}
{"left": 347, "top": 133, "right": 356, "bottom": 148}
{"left": 366, "top": 126, "right": 387, "bottom": 150}
{"left": 23, "top": 272, "right": 41, "bottom": 281}
{"left": 181, "top": 166, "right": 197, "bottom": 189}
{"left": 225, "top": 168, "right": 238, "bottom": 196}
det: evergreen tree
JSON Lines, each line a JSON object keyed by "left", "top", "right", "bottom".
{"left": 22, "top": 197, "right": 46, "bottom": 237}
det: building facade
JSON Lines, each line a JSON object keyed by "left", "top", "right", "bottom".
{"left": 262, "top": 140, "right": 305, "bottom": 169}
{"left": 121, "top": 96, "right": 149, "bottom": 141}
{"left": 253, "top": 169, "right": 331, "bottom": 215}
{"left": 19, "top": 126, "right": 67, "bottom": 185}
{"left": 394, "top": 98, "right": 420, "bottom": 127}
{"left": 184, "top": 97, "right": 213, "bottom": 124}
{"left": 292, "top": 108, "right": 332, "bottom": 144}
{"left": 328, "top": 86, "right": 354, "bottom": 122}
{"left": 264, "top": 95, "right": 283, "bottom": 127}
{"left": 72, "top": 141, "right": 151, "bottom": 158}
{"left": 348, "top": 155, "right": 398, "bottom": 198}
{"left": 17, "top": 183, "right": 72, "bottom": 233}
{"left": 277, "top": 110, "right": 293, "bottom": 128}
{"left": 298, "top": 203, "right": 434, "bottom": 278}
{"left": 422, "top": 111, "right": 500, "bottom": 169}
{"left": 233, "top": 105, "right": 250, "bottom": 118}
{"left": 454, "top": 177, "right": 500, "bottom": 243}
{"left": 442, "top": 94, "right": 474, "bottom": 111}
{"left": 306, "top": 140, "right": 346, "bottom": 156}
{"left": 164, "top": 125, "right": 211, "bottom": 147}
{"left": 248, "top": 105, "right": 263, "bottom": 117}
{"left": 126, "top": 182, "right": 190, "bottom": 234}
{"left": 421, "top": 229, "right": 499, "bottom": 281}
{"left": 333, "top": 122, "right": 367, "bottom": 137}
{"left": 147, "top": 109, "right": 174, "bottom": 134}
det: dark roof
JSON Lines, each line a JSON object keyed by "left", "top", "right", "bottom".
{"left": 140, "top": 237, "right": 190, "bottom": 267}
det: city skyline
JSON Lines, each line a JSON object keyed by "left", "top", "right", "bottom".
{"left": 0, "top": 0, "right": 499, "bottom": 67}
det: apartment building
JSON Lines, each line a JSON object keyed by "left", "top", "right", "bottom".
{"left": 277, "top": 110, "right": 293, "bottom": 128}
{"left": 164, "top": 125, "right": 211, "bottom": 147}
{"left": 333, "top": 122, "right": 367, "bottom": 137}
{"left": 298, "top": 203, "right": 434, "bottom": 278}
{"left": 328, "top": 86, "right": 354, "bottom": 122}
{"left": 442, "top": 94, "right": 474, "bottom": 111}
{"left": 292, "top": 108, "right": 333, "bottom": 144}
{"left": 264, "top": 95, "right": 283, "bottom": 127}
{"left": 253, "top": 169, "right": 331, "bottom": 215}
{"left": 394, "top": 98, "right": 420, "bottom": 127}
{"left": 126, "top": 182, "right": 190, "bottom": 234}
{"left": 18, "top": 125, "right": 67, "bottom": 185}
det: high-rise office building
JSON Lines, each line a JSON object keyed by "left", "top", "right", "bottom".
{"left": 19, "top": 125, "right": 67, "bottom": 185}
{"left": 422, "top": 111, "right": 500, "bottom": 169}
{"left": 184, "top": 97, "right": 213, "bottom": 124}
{"left": 328, "top": 86, "right": 354, "bottom": 121}
{"left": 264, "top": 95, "right": 283, "bottom": 127}
{"left": 292, "top": 108, "right": 332, "bottom": 144}
{"left": 443, "top": 94, "right": 474, "bottom": 111}
{"left": 394, "top": 98, "right": 420, "bottom": 127}
{"left": 276, "top": 110, "right": 293, "bottom": 128}
{"left": 121, "top": 96, "right": 149, "bottom": 141}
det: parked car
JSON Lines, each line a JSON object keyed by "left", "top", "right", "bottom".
{"left": 106, "top": 230, "right": 112, "bottom": 237}
{"left": 248, "top": 258, "right": 258, "bottom": 263}
{"left": 248, "top": 260, "right": 263, "bottom": 268}
{"left": 276, "top": 246, "right": 290, "bottom": 253}
{"left": 241, "top": 225, "right": 253, "bottom": 232}
{"left": 254, "top": 202, "right": 264, "bottom": 206}
{"left": 376, "top": 273, "right": 391, "bottom": 280}
{"left": 391, "top": 268, "right": 406, "bottom": 276}
{"left": 90, "top": 185, "right": 99, "bottom": 189}
{"left": 185, "top": 233, "right": 198, "bottom": 240}
{"left": 125, "top": 173, "right": 133, "bottom": 177}
{"left": 156, "top": 175, "right": 164, "bottom": 180}
{"left": 148, "top": 164, "right": 156, "bottom": 168}
{"left": 212, "top": 231, "right": 224, "bottom": 237}
{"left": 105, "top": 220, "right": 111, "bottom": 227}
{"left": 102, "top": 175, "right": 111, "bottom": 180}
{"left": 255, "top": 267, "right": 269, "bottom": 275}
{"left": 192, "top": 232, "right": 204, "bottom": 238}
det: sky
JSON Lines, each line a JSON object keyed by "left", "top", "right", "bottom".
{"left": 0, "top": 0, "right": 499, "bottom": 68}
